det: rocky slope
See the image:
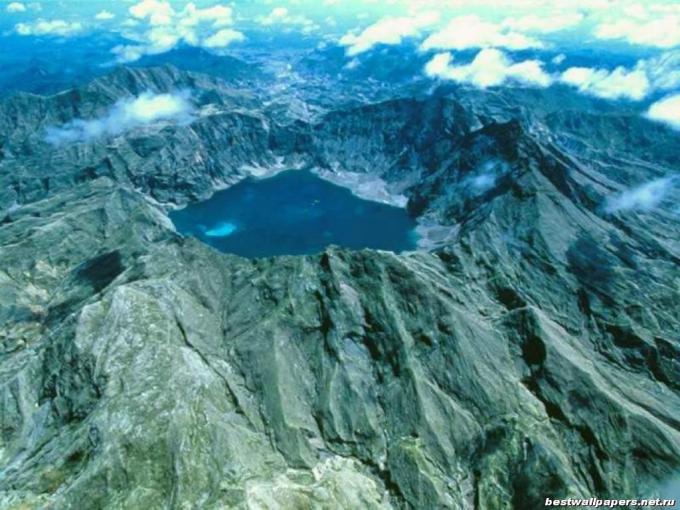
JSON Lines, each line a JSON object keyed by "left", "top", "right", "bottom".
{"left": 0, "top": 66, "right": 679, "bottom": 509}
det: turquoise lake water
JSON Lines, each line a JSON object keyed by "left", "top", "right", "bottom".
{"left": 169, "top": 169, "right": 419, "bottom": 258}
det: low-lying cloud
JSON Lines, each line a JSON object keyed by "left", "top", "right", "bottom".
{"left": 502, "top": 12, "right": 584, "bottom": 34}
{"left": 638, "top": 50, "right": 680, "bottom": 92}
{"left": 423, "top": 46, "right": 678, "bottom": 106}
{"left": 594, "top": 13, "right": 680, "bottom": 49}
{"left": 420, "top": 15, "right": 542, "bottom": 52}
{"left": 15, "top": 19, "right": 83, "bottom": 37}
{"left": 6, "top": 2, "right": 26, "bottom": 13}
{"left": 202, "top": 28, "right": 245, "bottom": 49}
{"left": 646, "top": 94, "right": 680, "bottom": 130}
{"left": 425, "top": 49, "right": 551, "bottom": 89}
{"left": 45, "top": 91, "right": 194, "bottom": 145}
{"left": 129, "top": 0, "right": 175, "bottom": 26}
{"left": 462, "top": 160, "right": 509, "bottom": 194}
{"left": 559, "top": 66, "right": 650, "bottom": 101}
{"left": 113, "top": 1, "right": 245, "bottom": 62}
{"left": 340, "top": 11, "right": 439, "bottom": 56}
{"left": 605, "top": 175, "right": 678, "bottom": 213}
{"left": 332, "top": 5, "right": 678, "bottom": 106}
{"left": 95, "top": 10, "right": 115, "bottom": 21}
{"left": 257, "top": 7, "right": 318, "bottom": 33}
{"left": 339, "top": 10, "right": 583, "bottom": 57}
{"left": 338, "top": 4, "right": 676, "bottom": 58}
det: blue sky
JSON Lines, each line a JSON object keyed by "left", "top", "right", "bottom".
{"left": 1, "top": 0, "right": 679, "bottom": 128}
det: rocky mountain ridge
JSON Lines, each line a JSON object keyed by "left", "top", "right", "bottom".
{"left": 0, "top": 65, "right": 678, "bottom": 509}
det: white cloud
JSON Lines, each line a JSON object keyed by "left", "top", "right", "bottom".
{"left": 469, "top": 173, "right": 496, "bottom": 191}
{"left": 129, "top": 0, "right": 174, "bottom": 26}
{"left": 421, "top": 44, "right": 675, "bottom": 102}
{"left": 594, "top": 14, "right": 680, "bottom": 48}
{"left": 424, "top": 53, "right": 452, "bottom": 75}
{"left": 424, "top": 49, "right": 552, "bottom": 88}
{"left": 646, "top": 94, "right": 680, "bottom": 130}
{"left": 178, "top": 3, "right": 234, "bottom": 27}
{"left": 344, "top": 58, "right": 360, "bottom": 70}
{"left": 114, "top": 1, "right": 243, "bottom": 62}
{"left": 154, "top": 25, "right": 191, "bottom": 46}
{"left": 552, "top": 54, "right": 566, "bottom": 65}
{"left": 638, "top": 50, "right": 680, "bottom": 92}
{"left": 339, "top": 11, "right": 439, "bottom": 56}
{"left": 95, "top": 10, "right": 115, "bottom": 21}
{"left": 622, "top": 3, "right": 649, "bottom": 19}
{"left": 257, "top": 6, "right": 317, "bottom": 31}
{"left": 6, "top": 2, "right": 26, "bottom": 13}
{"left": 202, "top": 28, "right": 245, "bottom": 48}
{"left": 560, "top": 66, "right": 650, "bottom": 100}
{"left": 502, "top": 12, "right": 584, "bottom": 33}
{"left": 45, "top": 91, "right": 194, "bottom": 145}
{"left": 112, "top": 45, "right": 146, "bottom": 63}
{"left": 462, "top": 160, "right": 508, "bottom": 194}
{"left": 420, "top": 15, "right": 542, "bottom": 52}
{"left": 259, "top": 6, "right": 288, "bottom": 25}
{"left": 113, "top": 26, "right": 191, "bottom": 62}
{"left": 556, "top": 51, "right": 679, "bottom": 102}
{"left": 15, "top": 19, "right": 82, "bottom": 36}
{"left": 605, "top": 176, "right": 678, "bottom": 213}
{"left": 382, "top": 0, "right": 612, "bottom": 9}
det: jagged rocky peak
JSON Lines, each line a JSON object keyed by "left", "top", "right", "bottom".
{"left": 0, "top": 65, "right": 259, "bottom": 150}
{"left": 312, "top": 96, "right": 475, "bottom": 168}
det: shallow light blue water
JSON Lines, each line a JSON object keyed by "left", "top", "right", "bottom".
{"left": 204, "top": 222, "right": 238, "bottom": 237}
{"left": 169, "top": 169, "right": 419, "bottom": 258}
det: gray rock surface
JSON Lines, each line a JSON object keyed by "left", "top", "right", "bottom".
{"left": 0, "top": 66, "right": 679, "bottom": 509}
